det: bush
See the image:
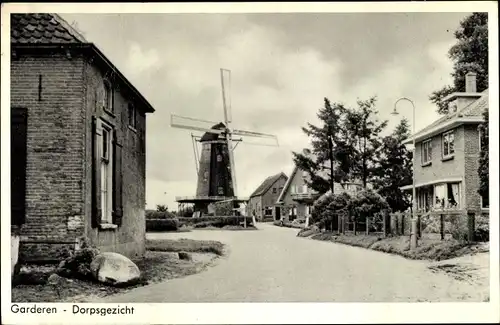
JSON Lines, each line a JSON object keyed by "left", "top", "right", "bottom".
{"left": 146, "top": 218, "right": 179, "bottom": 232}
{"left": 474, "top": 223, "right": 489, "bottom": 242}
{"left": 312, "top": 191, "right": 351, "bottom": 228}
{"left": 179, "top": 216, "right": 253, "bottom": 228}
{"left": 57, "top": 240, "right": 100, "bottom": 280}
{"left": 146, "top": 210, "right": 177, "bottom": 220}
{"left": 347, "top": 189, "right": 389, "bottom": 223}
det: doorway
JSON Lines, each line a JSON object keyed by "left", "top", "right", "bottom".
{"left": 275, "top": 206, "right": 281, "bottom": 220}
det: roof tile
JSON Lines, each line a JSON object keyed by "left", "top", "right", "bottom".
{"left": 11, "top": 13, "right": 83, "bottom": 44}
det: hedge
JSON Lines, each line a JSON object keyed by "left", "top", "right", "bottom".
{"left": 182, "top": 216, "right": 253, "bottom": 228}
{"left": 146, "top": 218, "right": 179, "bottom": 232}
{"left": 146, "top": 210, "right": 177, "bottom": 219}
{"left": 146, "top": 216, "right": 253, "bottom": 231}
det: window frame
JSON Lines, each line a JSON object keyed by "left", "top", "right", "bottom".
{"left": 103, "top": 79, "right": 114, "bottom": 114}
{"left": 442, "top": 130, "right": 455, "bottom": 159}
{"left": 128, "top": 102, "right": 137, "bottom": 130}
{"left": 421, "top": 139, "right": 432, "bottom": 165}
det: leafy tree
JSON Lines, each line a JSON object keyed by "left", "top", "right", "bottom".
{"left": 345, "top": 97, "right": 388, "bottom": 188}
{"left": 430, "top": 13, "right": 488, "bottom": 114}
{"left": 372, "top": 118, "right": 413, "bottom": 212}
{"left": 347, "top": 189, "right": 389, "bottom": 224}
{"left": 292, "top": 98, "right": 352, "bottom": 194}
{"left": 156, "top": 204, "right": 168, "bottom": 212}
{"left": 478, "top": 108, "right": 489, "bottom": 207}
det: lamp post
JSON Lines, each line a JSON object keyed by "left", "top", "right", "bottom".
{"left": 391, "top": 97, "right": 418, "bottom": 249}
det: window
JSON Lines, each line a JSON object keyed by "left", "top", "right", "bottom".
{"left": 100, "top": 122, "right": 113, "bottom": 224}
{"left": 217, "top": 155, "right": 222, "bottom": 162}
{"left": 103, "top": 80, "right": 113, "bottom": 113}
{"left": 291, "top": 185, "right": 296, "bottom": 194}
{"left": 128, "top": 103, "right": 137, "bottom": 129}
{"left": 442, "top": 130, "right": 455, "bottom": 158}
{"left": 297, "top": 185, "right": 303, "bottom": 194}
{"left": 272, "top": 187, "right": 277, "bottom": 194}
{"left": 264, "top": 207, "right": 273, "bottom": 216}
{"left": 433, "top": 182, "right": 460, "bottom": 210}
{"left": 421, "top": 139, "right": 432, "bottom": 164}
{"left": 279, "top": 187, "right": 283, "bottom": 193}
{"left": 218, "top": 186, "right": 224, "bottom": 195}
{"left": 302, "top": 171, "right": 308, "bottom": 178}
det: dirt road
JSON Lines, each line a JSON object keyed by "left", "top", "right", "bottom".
{"left": 101, "top": 223, "right": 488, "bottom": 302}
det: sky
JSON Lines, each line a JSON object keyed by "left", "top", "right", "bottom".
{"left": 61, "top": 12, "right": 470, "bottom": 210}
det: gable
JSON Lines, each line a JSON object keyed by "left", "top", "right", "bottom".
{"left": 250, "top": 172, "right": 287, "bottom": 198}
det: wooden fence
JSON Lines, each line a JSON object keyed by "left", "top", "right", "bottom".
{"left": 326, "top": 209, "right": 489, "bottom": 242}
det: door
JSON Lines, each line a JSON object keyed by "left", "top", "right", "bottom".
{"left": 275, "top": 206, "right": 281, "bottom": 220}
{"left": 11, "top": 107, "right": 28, "bottom": 226}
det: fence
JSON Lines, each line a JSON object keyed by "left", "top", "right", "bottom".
{"left": 324, "top": 209, "right": 489, "bottom": 242}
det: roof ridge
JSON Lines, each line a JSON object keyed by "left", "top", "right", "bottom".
{"left": 52, "top": 13, "right": 88, "bottom": 43}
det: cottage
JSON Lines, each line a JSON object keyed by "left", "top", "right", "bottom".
{"left": 276, "top": 164, "right": 364, "bottom": 222}
{"left": 401, "top": 72, "right": 488, "bottom": 212}
{"left": 10, "top": 14, "right": 155, "bottom": 262}
{"left": 247, "top": 172, "right": 288, "bottom": 221}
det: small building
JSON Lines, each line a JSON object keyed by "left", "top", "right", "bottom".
{"left": 401, "top": 72, "right": 488, "bottom": 212}
{"left": 10, "top": 14, "right": 155, "bottom": 262}
{"left": 247, "top": 172, "right": 288, "bottom": 221}
{"left": 276, "top": 164, "right": 363, "bottom": 222}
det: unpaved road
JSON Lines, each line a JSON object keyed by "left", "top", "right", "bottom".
{"left": 101, "top": 223, "right": 489, "bottom": 302}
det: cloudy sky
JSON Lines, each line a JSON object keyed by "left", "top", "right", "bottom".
{"left": 61, "top": 11, "right": 470, "bottom": 210}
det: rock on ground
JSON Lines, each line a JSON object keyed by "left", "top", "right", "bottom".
{"left": 178, "top": 252, "right": 192, "bottom": 260}
{"left": 90, "top": 252, "right": 141, "bottom": 286}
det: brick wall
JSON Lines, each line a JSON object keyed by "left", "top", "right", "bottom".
{"left": 83, "top": 60, "right": 146, "bottom": 259}
{"left": 11, "top": 53, "right": 87, "bottom": 261}
{"left": 463, "top": 124, "right": 482, "bottom": 211}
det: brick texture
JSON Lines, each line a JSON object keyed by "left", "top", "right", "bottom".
{"left": 83, "top": 60, "right": 146, "bottom": 259}
{"left": 11, "top": 50, "right": 147, "bottom": 261}
{"left": 413, "top": 124, "right": 482, "bottom": 210}
{"left": 11, "top": 54, "right": 86, "bottom": 261}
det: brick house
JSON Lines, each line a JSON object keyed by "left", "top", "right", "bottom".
{"left": 247, "top": 172, "right": 288, "bottom": 221}
{"left": 10, "top": 14, "right": 155, "bottom": 262}
{"left": 401, "top": 72, "right": 488, "bottom": 213}
{"left": 277, "top": 150, "right": 364, "bottom": 222}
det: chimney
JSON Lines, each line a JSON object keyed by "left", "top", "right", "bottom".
{"left": 465, "top": 72, "right": 477, "bottom": 93}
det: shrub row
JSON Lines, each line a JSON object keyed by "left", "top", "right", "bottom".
{"left": 146, "top": 216, "right": 254, "bottom": 232}
{"left": 145, "top": 210, "right": 177, "bottom": 220}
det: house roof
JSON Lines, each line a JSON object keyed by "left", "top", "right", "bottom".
{"left": 404, "top": 89, "right": 488, "bottom": 144}
{"left": 11, "top": 13, "right": 87, "bottom": 44}
{"left": 11, "top": 13, "right": 155, "bottom": 113}
{"left": 250, "top": 172, "right": 287, "bottom": 198}
{"left": 276, "top": 166, "right": 299, "bottom": 203}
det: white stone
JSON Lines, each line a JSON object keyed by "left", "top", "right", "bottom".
{"left": 11, "top": 234, "right": 20, "bottom": 276}
{"left": 90, "top": 252, "right": 140, "bottom": 286}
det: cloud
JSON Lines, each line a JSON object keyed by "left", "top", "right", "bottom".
{"left": 59, "top": 13, "right": 465, "bottom": 209}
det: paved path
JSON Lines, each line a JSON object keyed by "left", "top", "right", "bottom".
{"left": 102, "top": 223, "right": 487, "bottom": 302}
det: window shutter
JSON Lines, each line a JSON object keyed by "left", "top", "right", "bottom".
{"left": 92, "top": 117, "right": 102, "bottom": 228}
{"left": 11, "top": 107, "right": 28, "bottom": 226}
{"left": 112, "top": 129, "right": 123, "bottom": 226}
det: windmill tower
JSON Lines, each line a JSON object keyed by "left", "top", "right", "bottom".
{"left": 171, "top": 69, "right": 279, "bottom": 215}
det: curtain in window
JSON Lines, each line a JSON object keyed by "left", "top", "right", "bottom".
{"left": 451, "top": 183, "right": 460, "bottom": 208}
{"left": 434, "top": 184, "right": 446, "bottom": 209}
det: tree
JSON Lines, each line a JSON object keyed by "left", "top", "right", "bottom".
{"left": 430, "top": 13, "right": 488, "bottom": 114}
{"left": 156, "top": 204, "right": 168, "bottom": 212}
{"left": 372, "top": 118, "right": 413, "bottom": 212}
{"left": 345, "top": 97, "right": 388, "bottom": 188}
{"left": 292, "top": 98, "right": 352, "bottom": 194}
{"left": 478, "top": 108, "right": 489, "bottom": 207}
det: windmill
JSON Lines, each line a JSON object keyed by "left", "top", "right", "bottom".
{"left": 171, "top": 68, "right": 279, "bottom": 216}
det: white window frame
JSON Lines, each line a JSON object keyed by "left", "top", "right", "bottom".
{"left": 291, "top": 185, "right": 296, "bottom": 194}
{"left": 264, "top": 207, "right": 273, "bottom": 216}
{"left": 99, "top": 120, "right": 114, "bottom": 224}
{"left": 442, "top": 130, "right": 455, "bottom": 159}
{"left": 421, "top": 139, "right": 432, "bottom": 164}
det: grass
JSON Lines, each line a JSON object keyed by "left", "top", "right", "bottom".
{"left": 146, "top": 238, "right": 226, "bottom": 256}
{"left": 12, "top": 238, "right": 226, "bottom": 303}
{"left": 309, "top": 232, "right": 488, "bottom": 261}
{"left": 12, "top": 250, "right": 219, "bottom": 303}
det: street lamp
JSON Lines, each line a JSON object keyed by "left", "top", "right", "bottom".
{"left": 391, "top": 97, "right": 418, "bottom": 249}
